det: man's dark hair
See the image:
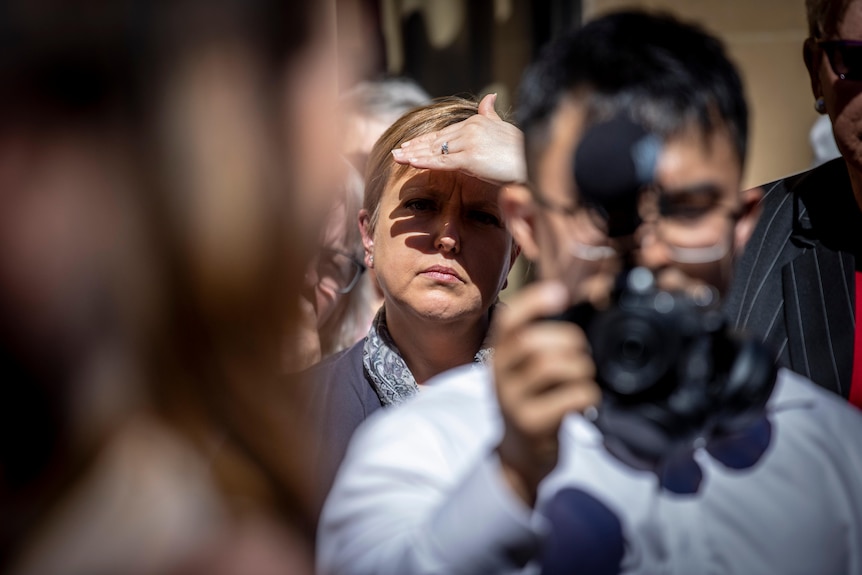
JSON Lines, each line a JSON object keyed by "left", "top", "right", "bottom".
{"left": 516, "top": 10, "right": 748, "bottom": 173}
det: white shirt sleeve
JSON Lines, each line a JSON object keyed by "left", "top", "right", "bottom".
{"left": 316, "top": 366, "right": 545, "bottom": 575}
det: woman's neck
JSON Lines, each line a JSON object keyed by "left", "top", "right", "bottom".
{"left": 382, "top": 306, "right": 491, "bottom": 385}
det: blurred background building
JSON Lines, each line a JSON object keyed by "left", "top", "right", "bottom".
{"left": 339, "top": 0, "right": 821, "bottom": 190}
{"left": 336, "top": 0, "right": 822, "bottom": 295}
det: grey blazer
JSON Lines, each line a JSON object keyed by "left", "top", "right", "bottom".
{"left": 300, "top": 339, "right": 382, "bottom": 520}
{"left": 725, "top": 157, "right": 862, "bottom": 399}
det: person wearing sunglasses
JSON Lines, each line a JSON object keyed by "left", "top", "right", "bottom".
{"left": 300, "top": 96, "right": 523, "bottom": 519}
{"left": 317, "top": 9, "right": 862, "bottom": 574}
{"left": 725, "top": 0, "right": 862, "bottom": 407}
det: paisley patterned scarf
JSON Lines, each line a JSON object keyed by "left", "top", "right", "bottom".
{"left": 362, "top": 306, "right": 496, "bottom": 407}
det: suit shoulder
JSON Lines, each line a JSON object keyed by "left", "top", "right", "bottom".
{"left": 754, "top": 158, "right": 848, "bottom": 209}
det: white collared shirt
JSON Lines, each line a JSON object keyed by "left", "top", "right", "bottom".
{"left": 317, "top": 365, "right": 862, "bottom": 574}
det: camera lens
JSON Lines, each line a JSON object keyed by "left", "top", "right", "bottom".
{"left": 590, "top": 307, "right": 679, "bottom": 398}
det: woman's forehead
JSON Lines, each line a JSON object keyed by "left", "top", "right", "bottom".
{"left": 386, "top": 169, "right": 500, "bottom": 199}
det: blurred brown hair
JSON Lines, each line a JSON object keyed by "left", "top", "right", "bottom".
{"left": 0, "top": 0, "right": 337, "bottom": 571}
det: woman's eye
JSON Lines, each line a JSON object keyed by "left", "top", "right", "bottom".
{"left": 469, "top": 210, "right": 501, "bottom": 226}
{"left": 405, "top": 198, "right": 436, "bottom": 212}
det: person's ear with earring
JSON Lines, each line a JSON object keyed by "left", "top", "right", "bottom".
{"left": 815, "top": 96, "right": 827, "bottom": 113}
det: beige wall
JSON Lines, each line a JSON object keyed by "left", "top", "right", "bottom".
{"left": 584, "top": 0, "right": 819, "bottom": 189}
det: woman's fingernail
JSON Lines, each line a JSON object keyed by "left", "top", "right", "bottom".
{"left": 401, "top": 141, "right": 411, "bottom": 148}
{"left": 391, "top": 149, "right": 404, "bottom": 159}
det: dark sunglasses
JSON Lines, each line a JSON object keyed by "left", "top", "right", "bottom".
{"left": 817, "top": 39, "right": 862, "bottom": 81}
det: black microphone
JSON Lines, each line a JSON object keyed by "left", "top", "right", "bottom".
{"left": 572, "top": 114, "right": 661, "bottom": 238}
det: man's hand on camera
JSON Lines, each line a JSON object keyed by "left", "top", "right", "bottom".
{"left": 492, "top": 281, "right": 602, "bottom": 507}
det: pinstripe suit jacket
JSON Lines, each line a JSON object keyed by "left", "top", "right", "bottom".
{"left": 725, "top": 157, "right": 862, "bottom": 399}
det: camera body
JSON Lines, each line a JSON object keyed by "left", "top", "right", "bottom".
{"left": 556, "top": 267, "right": 776, "bottom": 471}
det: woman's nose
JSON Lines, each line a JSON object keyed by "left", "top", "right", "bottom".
{"left": 435, "top": 219, "right": 461, "bottom": 254}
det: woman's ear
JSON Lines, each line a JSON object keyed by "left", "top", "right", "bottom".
{"left": 734, "top": 186, "right": 764, "bottom": 251}
{"left": 500, "top": 184, "right": 540, "bottom": 261}
{"left": 358, "top": 209, "right": 374, "bottom": 267}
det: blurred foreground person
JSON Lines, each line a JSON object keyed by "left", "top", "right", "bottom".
{"left": 318, "top": 10, "right": 862, "bottom": 574}
{"left": 0, "top": 1, "right": 347, "bottom": 573}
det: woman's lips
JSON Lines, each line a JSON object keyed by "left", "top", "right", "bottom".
{"left": 420, "top": 265, "right": 464, "bottom": 283}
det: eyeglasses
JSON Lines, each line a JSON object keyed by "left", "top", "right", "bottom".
{"left": 532, "top": 185, "right": 740, "bottom": 265}
{"left": 310, "top": 248, "right": 366, "bottom": 294}
{"left": 816, "top": 39, "right": 862, "bottom": 81}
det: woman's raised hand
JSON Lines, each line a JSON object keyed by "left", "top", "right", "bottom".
{"left": 391, "top": 93, "right": 527, "bottom": 185}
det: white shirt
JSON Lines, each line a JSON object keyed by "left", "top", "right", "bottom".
{"left": 317, "top": 366, "right": 862, "bottom": 574}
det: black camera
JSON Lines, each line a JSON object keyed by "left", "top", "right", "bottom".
{"left": 556, "top": 267, "right": 775, "bottom": 471}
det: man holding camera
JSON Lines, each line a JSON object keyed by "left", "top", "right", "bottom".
{"left": 317, "top": 9, "right": 862, "bottom": 575}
